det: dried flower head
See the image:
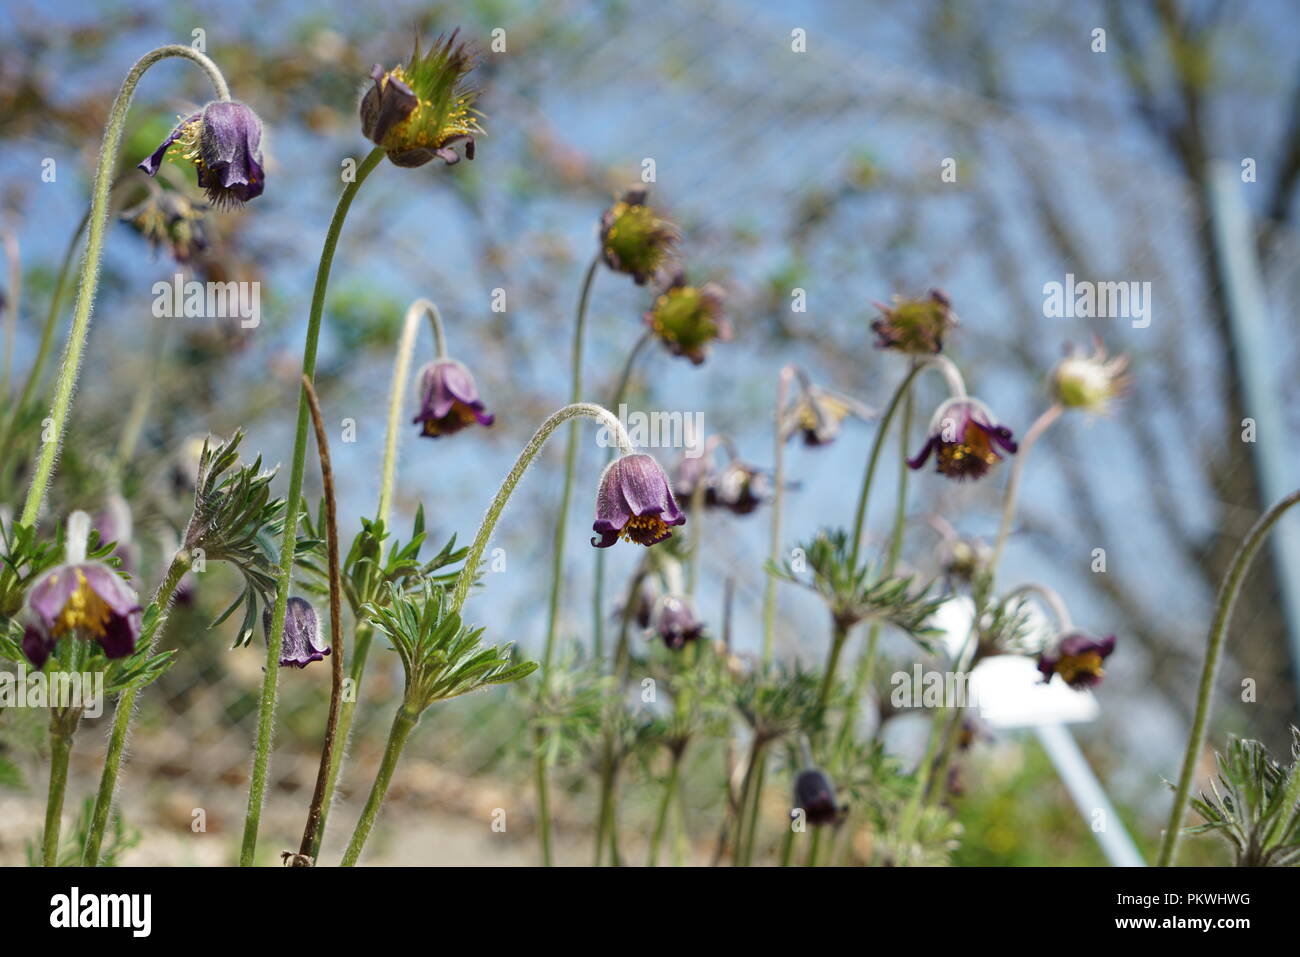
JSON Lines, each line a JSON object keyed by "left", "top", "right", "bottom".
{"left": 119, "top": 186, "right": 209, "bottom": 262}
{"left": 139, "top": 101, "right": 266, "bottom": 207}
{"left": 599, "top": 188, "right": 679, "bottom": 285}
{"left": 1051, "top": 338, "right": 1131, "bottom": 415}
{"left": 644, "top": 271, "right": 730, "bottom": 365}
{"left": 412, "top": 359, "right": 494, "bottom": 438}
{"left": 360, "top": 31, "right": 483, "bottom": 168}
{"left": 592, "top": 453, "right": 685, "bottom": 548}
{"left": 871, "top": 289, "right": 957, "bottom": 355}
{"left": 908, "top": 398, "right": 1017, "bottom": 481}
{"left": 1037, "top": 632, "right": 1116, "bottom": 689}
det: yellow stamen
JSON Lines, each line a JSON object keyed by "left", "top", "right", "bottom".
{"left": 52, "top": 570, "right": 112, "bottom": 639}
{"left": 621, "top": 514, "right": 670, "bottom": 545}
{"left": 1055, "top": 652, "right": 1104, "bottom": 685}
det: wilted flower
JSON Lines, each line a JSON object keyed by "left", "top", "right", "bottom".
{"left": 599, "top": 188, "right": 678, "bottom": 284}
{"left": 644, "top": 271, "right": 730, "bottom": 365}
{"left": 119, "top": 186, "right": 209, "bottom": 262}
{"left": 592, "top": 453, "right": 685, "bottom": 548}
{"left": 779, "top": 371, "right": 873, "bottom": 447}
{"left": 791, "top": 767, "right": 846, "bottom": 827}
{"left": 871, "top": 289, "right": 956, "bottom": 355}
{"left": 21, "top": 512, "right": 142, "bottom": 669}
{"left": 1051, "top": 339, "right": 1131, "bottom": 415}
{"left": 1037, "top": 632, "right": 1115, "bottom": 689}
{"left": 908, "top": 398, "right": 1017, "bottom": 481}
{"left": 263, "top": 597, "right": 330, "bottom": 669}
{"left": 139, "top": 101, "right": 266, "bottom": 207}
{"left": 651, "top": 595, "right": 704, "bottom": 650}
{"left": 360, "top": 31, "right": 482, "bottom": 168}
{"left": 412, "top": 359, "right": 494, "bottom": 438}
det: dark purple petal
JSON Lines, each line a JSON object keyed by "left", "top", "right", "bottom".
{"left": 265, "top": 597, "right": 330, "bottom": 669}
{"left": 97, "top": 608, "right": 142, "bottom": 659}
{"left": 906, "top": 436, "right": 937, "bottom": 471}
{"left": 361, "top": 66, "right": 418, "bottom": 145}
{"left": 195, "top": 101, "right": 265, "bottom": 205}
{"left": 22, "top": 624, "right": 53, "bottom": 670}
{"left": 138, "top": 114, "right": 201, "bottom": 176}
{"left": 412, "top": 360, "right": 494, "bottom": 437}
{"left": 793, "top": 768, "right": 842, "bottom": 827}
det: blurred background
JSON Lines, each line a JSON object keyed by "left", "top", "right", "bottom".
{"left": 1, "top": 0, "right": 1298, "bottom": 865}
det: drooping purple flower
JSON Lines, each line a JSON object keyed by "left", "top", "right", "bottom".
{"left": 263, "top": 597, "right": 330, "bottom": 669}
{"left": 139, "top": 101, "right": 266, "bottom": 208}
{"left": 908, "top": 398, "right": 1017, "bottom": 481}
{"left": 708, "top": 460, "right": 771, "bottom": 516}
{"left": 791, "top": 768, "right": 845, "bottom": 827}
{"left": 1037, "top": 632, "right": 1116, "bottom": 690}
{"left": 591, "top": 453, "right": 685, "bottom": 548}
{"left": 652, "top": 595, "right": 704, "bottom": 650}
{"left": 22, "top": 525, "right": 143, "bottom": 669}
{"left": 411, "top": 359, "right": 494, "bottom": 438}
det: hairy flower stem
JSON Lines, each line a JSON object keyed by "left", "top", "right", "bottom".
{"left": 16, "top": 45, "right": 229, "bottom": 532}
{"left": 1157, "top": 489, "right": 1300, "bottom": 867}
{"left": 339, "top": 707, "right": 418, "bottom": 866}
{"left": 593, "top": 330, "right": 652, "bottom": 660}
{"left": 648, "top": 753, "right": 683, "bottom": 866}
{"left": 83, "top": 549, "right": 193, "bottom": 865}
{"left": 42, "top": 716, "right": 79, "bottom": 866}
{"left": 762, "top": 366, "right": 796, "bottom": 661}
{"left": 989, "top": 403, "right": 1063, "bottom": 574}
{"left": 842, "top": 358, "right": 946, "bottom": 566}
{"left": 448, "top": 401, "right": 631, "bottom": 867}
{"left": 542, "top": 254, "right": 601, "bottom": 672}
{"left": 307, "top": 298, "right": 445, "bottom": 859}
{"left": 240, "top": 146, "right": 385, "bottom": 867}
{"left": 294, "top": 377, "right": 345, "bottom": 865}
{"left": 833, "top": 390, "right": 914, "bottom": 765}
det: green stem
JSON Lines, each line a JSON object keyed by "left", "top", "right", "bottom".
{"left": 648, "top": 754, "right": 682, "bottom": 866}
{"left": 532, "top": 727, "right": 554, "bottom": 866}
{"left": 762, "top": 366, "right": 796, "bottom": 662}
{"left": 42, "top": 717, "right": 78, "bottom": 866}
{"left": 739, "top": 749, "right": 768, "bottom": 865}
{"left": 542, "top": 254, "right": 600, "bottom": 673}
{"left": 988, "top": 404, "right": 1063, "bottom": 574}
{"left": 339, "top": 707, "right": 417, "bottom": 866}
{"left": 732, "top": 738, "right": 762, "bottom": 866}
{"left": 376, "top": 297, "right": 448, "bottom": 524}
{"left": 449, "top": 402, "right": 631, "bottom": 615}
{"left": 17, "top": 45, "right": 229, "bottom": 531}
{"left": 239, "top": 146, "right": 384, "bottom": 867}
{"left": 83, "top": 549, "right": 193, "bottom": 866}
{"left": 1157, "top": 489, "right": 1300, "bottom": 867}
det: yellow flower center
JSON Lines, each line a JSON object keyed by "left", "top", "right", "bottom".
{"left": 1055, "top": 651, "right": 1104, "bottom": 685}
{"left": 937, "top": 423, "right": 999, "bottom": 473}
{"left": 52, "top": 570, "right": 112, "bottom": 639}
{"left": 621, "top": 514, "right": 670, "bottom": 545}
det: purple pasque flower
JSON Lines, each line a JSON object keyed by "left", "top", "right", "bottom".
{"left": 709, "top": 460, "right": 771, "bottom": 516}
{"left": 651, "top": 595, "right": 704, "bottom": 650}
{"left": 592, "top": 453, "right": 685, "bottom": 548}
{"left": 907, "top": 397, "right": 1017, "bottom": 481}
{"left": 22, "top": 512, "right": 142, "bottom": 669}
{"left": 411, "top": 359, "right": 494, "bottom": 438}
{"left": 1037, "top": 632, "right": 1116, "bottom": 690}
{"left": 263, "top": 597, "right": 330, "bottom": 669}
{"left": 791, "top": 767, "right": 845, "bottom": 827}
{"left": 139, "top": 101, "right": 266, "bottom": 208}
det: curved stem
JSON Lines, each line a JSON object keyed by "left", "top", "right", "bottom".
{"left": 1002, "top": 581, "right": 1074, "bottom": 633}
{"left": 83, "top": 549, "right": 193, "bottom": 865}
{"left": 1157, "top": 489, "right": 1300, "bottom": 867}
{"left": 240, "top": 146, "right": 385, "bottom": 867}
{"left": 376, "top": 297, "right": 448, "bottom": 524}
{"left": 989, "top": 403, "right": 1063, "bottom": 573}
{"left": 849, "top": 361, "right": 923, "bottom": 567}
{"left": 17, "top": 44, "right": 229, "bottom": 531}
{"left": 294, "top": 376, "right": 345, "bottom": 864}
{"left": 542, "top": 254, "right": 601, "bottom": 673}
{"left": 339, "top": 708, "right": 418, "bottom": 866}
{"left": 449, "top": 402, "right": 630, "bottom": 615}
{"left": 762, "top": 365, "right": 796, "bottom": 662}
